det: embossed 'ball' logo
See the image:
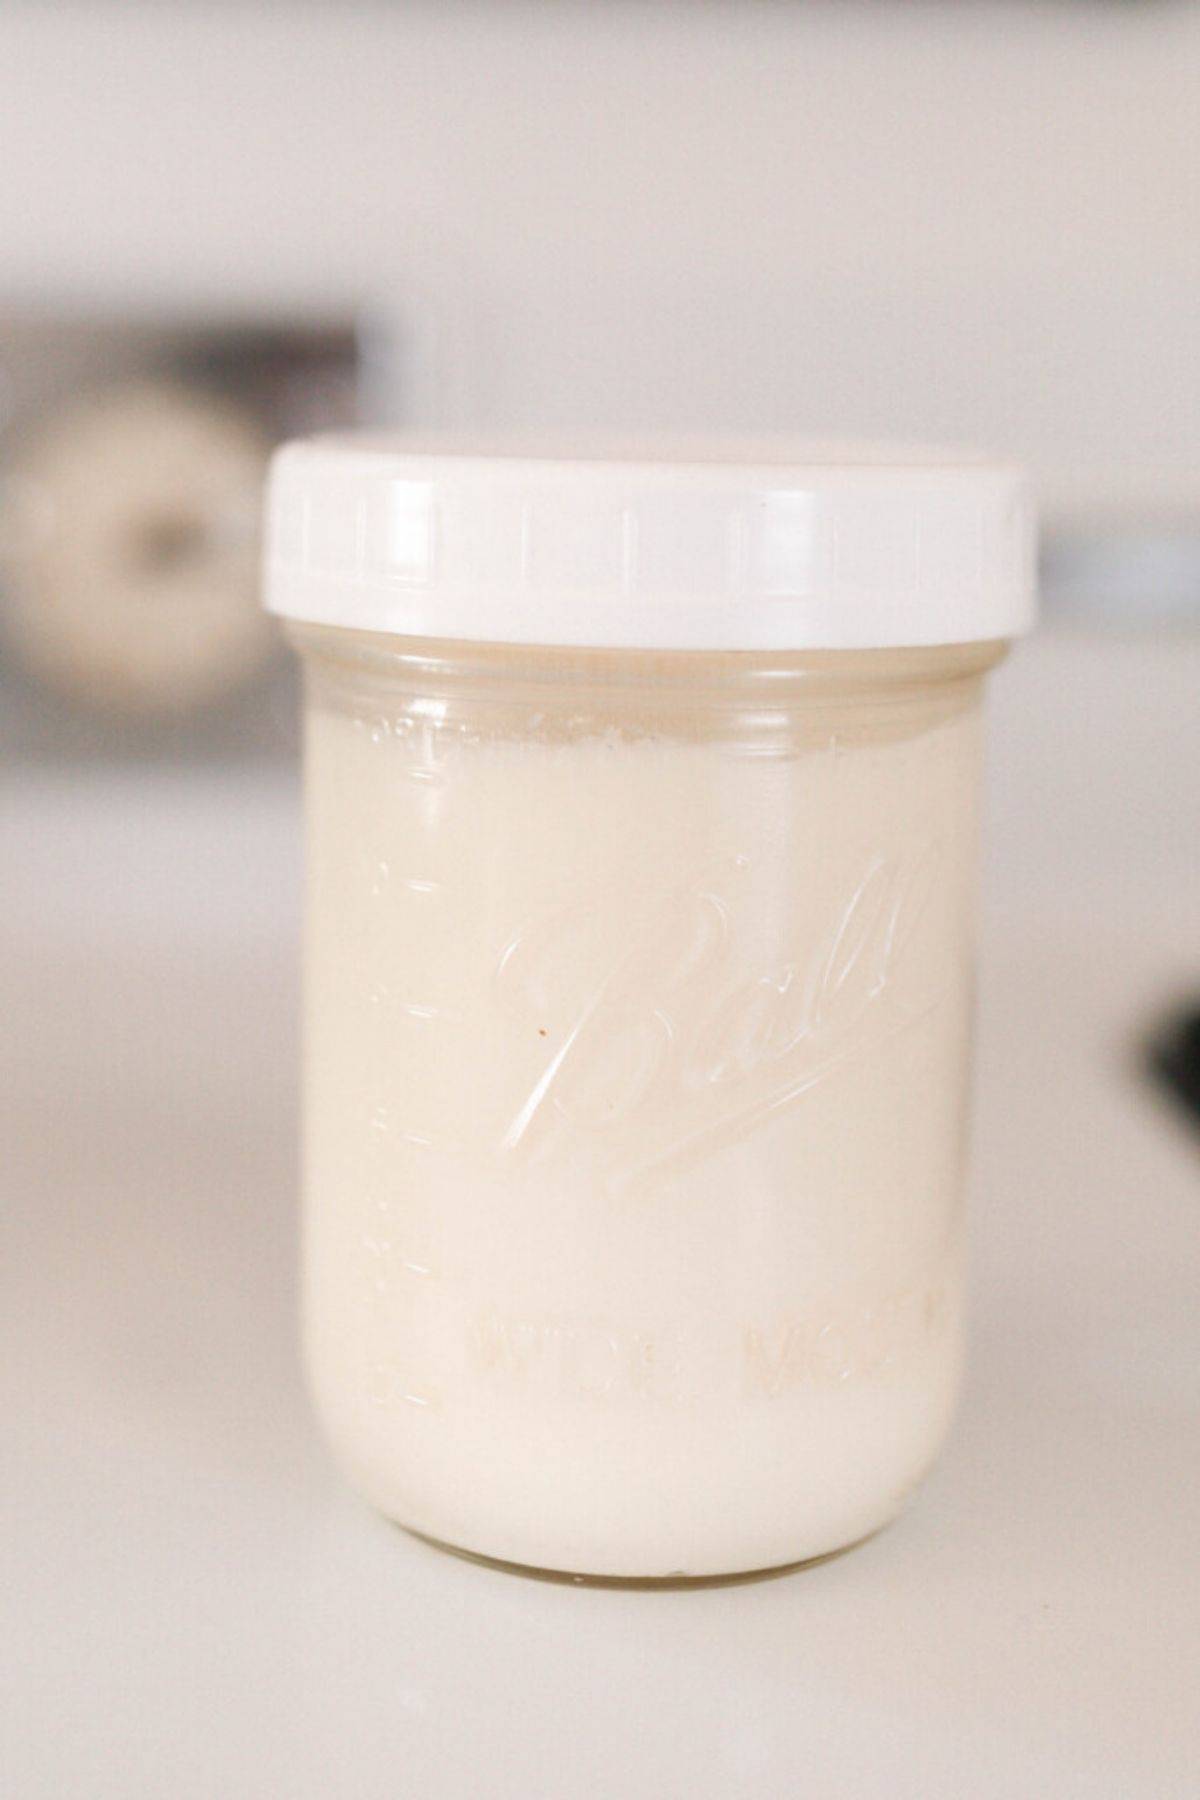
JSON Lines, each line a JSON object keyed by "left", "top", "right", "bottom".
{"left": 492, "top": 843, "right": 945, "bottom": 1192}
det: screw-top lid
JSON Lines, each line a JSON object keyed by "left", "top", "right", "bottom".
{"left": 264, "top": 437, "right": 1035, "bottom": 651}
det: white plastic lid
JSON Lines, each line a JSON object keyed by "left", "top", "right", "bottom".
{"left": 265, "top": 437, "right": 1036, "bottom": 651}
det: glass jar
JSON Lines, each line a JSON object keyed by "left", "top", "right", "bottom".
{"left": 266, "top": 442, "right": 1035, "bottom": 1579}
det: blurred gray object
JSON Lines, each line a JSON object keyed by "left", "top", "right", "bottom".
{"left": 0, "top": 311, "right": 365, "bottom": 761}
{"left": 1041, "top": 523, "right": 1200, "bottom": 626}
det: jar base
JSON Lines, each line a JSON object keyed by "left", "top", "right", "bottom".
{"left": 392, "top": 1517, "right": 890, "bottom": 1589}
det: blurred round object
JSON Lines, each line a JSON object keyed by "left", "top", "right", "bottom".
{"left": 1, "top": 381, "right": 272, "bottom": 716}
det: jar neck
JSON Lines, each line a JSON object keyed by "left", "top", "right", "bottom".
{"left": 289, "top": 623, "right": 1007, "bottom": 751}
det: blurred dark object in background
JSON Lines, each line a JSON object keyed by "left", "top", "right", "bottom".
{"left": 1146, "top": 1003, "right": 1200, "bottom": 1138}
{"left": 0, "top": 311, "right": 364, "bottom": 762}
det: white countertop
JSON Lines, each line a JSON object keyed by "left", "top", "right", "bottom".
{"left": 4, "top": 635, "right": 1198, "bottom": 1798}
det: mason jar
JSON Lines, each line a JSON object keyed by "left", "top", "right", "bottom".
{"left": 265, "top": 442, "right": 1035, "bottom": 1579}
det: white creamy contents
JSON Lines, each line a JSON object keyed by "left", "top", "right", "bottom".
{"left": 302, "top": 659, "right": 982, "bottom": 1576}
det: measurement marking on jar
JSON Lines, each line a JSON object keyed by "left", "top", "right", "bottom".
{"left": 368, "top": 986, "right": 462, "bottom": 1024}
{"left": 362, "top": 1236, "right": 439, "bottom": 1293}
{"left": 396, "top": 999, "right": 462, "bottom": 1023}
{"left": 366, "top": 1362, "right": 439, "bottom": 1410}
